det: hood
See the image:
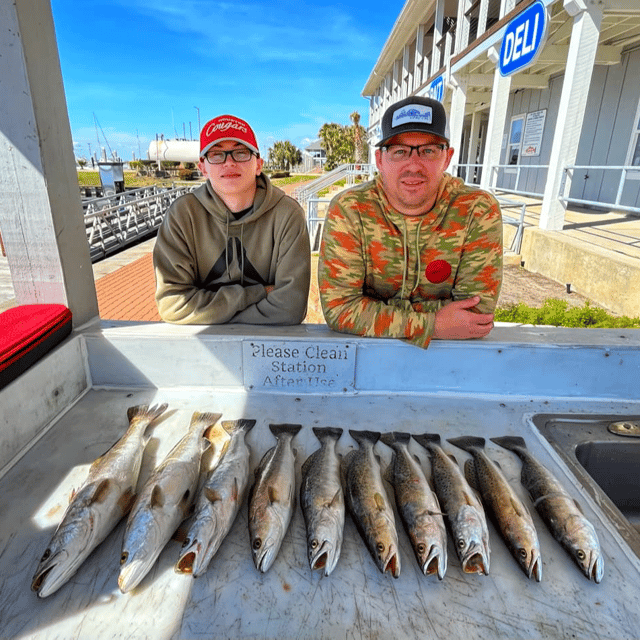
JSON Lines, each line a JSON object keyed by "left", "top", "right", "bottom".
{"left": 193, "top": 173, "right": 286, "bottom": 225}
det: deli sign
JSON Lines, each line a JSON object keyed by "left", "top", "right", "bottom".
{"left": 499, "top": 1, "right": 547, "bottom": 76}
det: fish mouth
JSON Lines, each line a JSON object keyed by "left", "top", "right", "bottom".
{"left": 526, "top": 550, "right": 543, "bottom": 582}
{"left": 421, "top": 545, "right": 446, "bottom": 580}
{"left": 31, "top": 552, "right": 78, "bottom": 598}
{"left": 461, "top": 543, "right": 490, "bottom": 575}
{"left": 383, "top": 547, "right": 401, "bottom": 578}
{"left": 309, "top": 540, "right": 339, "bottom": 576}
{"left": 175, "top": 537, "right": 211, "bottom": 578}
{"left": 587, "top": 552, "right": 604, "bottom": 584}
{"left": 118, "top": 553, "right": 156, "bottom": 593}
{"left": 31, "top": 564, "right": 58, "bottom": 598}
{"left": 175, "top": 551, "right": 196, "bottom": 575}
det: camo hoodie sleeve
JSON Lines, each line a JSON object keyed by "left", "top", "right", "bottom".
{"left": 318, "top": 175, "right": 502, "bottom": 349}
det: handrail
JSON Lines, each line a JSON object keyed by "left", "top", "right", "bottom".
{"left": 293, "top": 163, "right": 376, "bottom": 205}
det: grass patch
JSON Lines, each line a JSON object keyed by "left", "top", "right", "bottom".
{"left": 496, "top": 298, "right": 640, "bottom": 328}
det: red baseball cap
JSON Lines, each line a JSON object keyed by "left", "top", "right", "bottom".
{"left": 200, "top": 115, "right": 259, "bottom": 158}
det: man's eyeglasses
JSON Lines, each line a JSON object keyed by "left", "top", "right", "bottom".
{"left": 204, "top": 148, "right": 256, "bottom": 164}
{"left": 383, "top": 143, "right": 448, "bottom": 162}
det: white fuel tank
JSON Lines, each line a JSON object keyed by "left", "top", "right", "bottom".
{"left": 147, "top": 139, "right": 199, "bottom": 163}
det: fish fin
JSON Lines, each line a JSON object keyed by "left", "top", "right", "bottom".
{"left": 312, "top": 426, "right": 343, "bottom": 441}
{"left": 379, "top": 432, "right": 395, "bottom": 448}
{"left": 510, "top": 496, "right": 526, "bottom": 519}
{"left": 413, "top": 433, "right": 441, "bottom": 450}
{"left": 448, "top": 435, "right": 485, "bottom": 453}
{"left": 490, "top": 435, "right": 527, "bottom": 455}
{"left": 118, "top": 487, "right": 136, "bottom": 515}
{"left": 373, "top": 492, "right": 387, "bottom": 511}
{"left": 268, "top": 485, "right": 279, "bottom": 505}
{"left": 191, "top": 411, "right": 222, "bottom": 432}
{"left": 231, "top": 477, "right": 239, "bottom": 502}
{"left": 448, "top": 454, "right": 459, "bottom": 465}
{"left": 221, "top": 419, "right": 256, "bottom": 436}
{"left": 349, "top": 430, "right": 381, "bottom": 446}
{"left": 464, "top": 459, "right": 479, "bottom": 491}
{"left": 204, "top": 486, "right": 223, "bottom": 504}
{"left": 150, "top": 485, "right": 164, "bottom": 508}
{"left": 573, "top": 498, "right": 585, "bottom": 515}
{"left": 301, "top": 451, "right": 316, "bottom": 478}
{"left": 383, "top": 458, "right": 395, "bottom": 484}
{"left": 127, "top": 403, "right": 169, "bottom": 425}
{"left": 91, "top": 479, "right": 112, "bottom": 504}
{"left": 269, "top": 423, "right": 302, "bottom": 438}
{"left": 329, "top": 487, "right": 344, "bottom": 508}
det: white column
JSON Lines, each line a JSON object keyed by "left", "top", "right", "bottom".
{"left": 539, "top": 0, "right": 603, "bottom": 230}
{"left": 467, "top": 110, "right": 483, "bottom": 172}
{"left": 448, "top": 74, "right": 468, "bottom": 170}
{"left": 480, "top": 47, "right": 512, "bottom": 191}
{"left": 0, "top": 0, "right": 98, "bottom": 326}
{"left": 432, "top": 0, "right": 445, "bottom": 75}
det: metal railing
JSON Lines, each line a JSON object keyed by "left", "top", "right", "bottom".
{"left": 84, "top": 184, "right": 197, "bottom": 261}
{"left": 293, "top": 163, "right": 376, "bottom": 206}
{"left": 560, "top": 165, "right": 640, "bottom": 216}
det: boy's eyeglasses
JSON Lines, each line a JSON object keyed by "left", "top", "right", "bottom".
{"left": 204, "top": 148, "right": 255, "bottom": 164}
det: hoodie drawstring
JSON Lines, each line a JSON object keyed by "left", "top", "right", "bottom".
{"left": 400, "top": 218, "right": 425, "bottom": 300}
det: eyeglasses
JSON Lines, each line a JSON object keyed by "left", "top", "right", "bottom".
{"left": 204, "top": 148, "right": 256, "bottom": 164}
{"left": 383, "top": 143, "right": 448, "bottom": 162}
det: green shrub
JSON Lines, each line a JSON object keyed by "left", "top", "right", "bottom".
{"left": 496, "top": 299, "right": 640, "bottom": 328}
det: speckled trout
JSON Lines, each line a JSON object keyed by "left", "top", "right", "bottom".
{"left": 31, "top": 403, "right": 168, "bottom": 598}
{"left": 118, "top": 411, "right": 221, "bottom": 593}
{"left": 413, "top": 433, "right": 490, "bottom": 576}
{"left": 248, "top": 423, "right": 301, "bottom": 573}
{"left": 448, "top": 435, "right": 542, "bottom": 582}
{"left": 492, "top": 435, "right": 604, "bottom": 583}
{"left": 381, "top": 432, "right": 447, "bottom": 579}
{"left": 343, "top": 430, "right": 400, "bottom": 578}
{"left": 300, "top": 427, "right": 345, "bottom": 576}
{"left": 176, "top": 418, "right": 255, "bottom": 577}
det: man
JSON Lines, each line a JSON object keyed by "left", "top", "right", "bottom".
{"left": 154, "top": 114, "right": 310, "bottom": 324}
{"left": 318, "top": 96, "right": 502, "bottom": 348}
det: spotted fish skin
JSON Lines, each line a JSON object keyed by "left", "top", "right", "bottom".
{"left": 176, "top": 419, "right": 255, "bottom": 577}
{"left": 118, "top": 411, "right": 221, "bottom": 593}
{"left": 31, "top": 403, "right": 168, "bottom": 598}
{"left": 448, "top": 436, "right": 542, "bottom": 582}
{"left": 342, "top": 430, "right": 400, "bottom": 578}
{"left": 414, "top": 433, "right": 490, "bottom": 576}
{"left": 491, "top": 436, "right": 603, "bottom": 584}
{"left": 248, "top": 423, "right": 301, "bottom": 573}
{"left": 300, "top": 427, "right": 345, "bottom": 577}
{"left": 381, "top": 432, "right": 447, "bottom": 579}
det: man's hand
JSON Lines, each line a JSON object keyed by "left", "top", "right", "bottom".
{"left": 432, "top": 296, "right": 495, "bottom": 340}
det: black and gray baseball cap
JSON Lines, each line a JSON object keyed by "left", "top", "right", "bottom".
{"left": 376, "top": 96, "right": 450, "bottom": 147}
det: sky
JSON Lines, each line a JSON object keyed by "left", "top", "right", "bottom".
{"left": 50, "top": 0, "right": 404, "bottom": 162}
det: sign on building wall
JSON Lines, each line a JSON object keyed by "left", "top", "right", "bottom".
{"left": 499, "top": 1, "right": 547, "bottom": 76}
{"left": 522, "top": 109, "right": 547, "bottom": 157}
{"left": 428, "top": 76, "right": 444, "bottom": 102}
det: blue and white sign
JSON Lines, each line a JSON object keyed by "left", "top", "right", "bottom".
{"left": 499, "top": 1, "right": 547, "bottom": 76}
{"left": 428, "top": 75, "right": 444, "bottom": 102}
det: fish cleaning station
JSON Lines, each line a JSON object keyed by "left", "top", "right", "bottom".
{"left": 2, "top": 1, "right": 640, "bottom": 639}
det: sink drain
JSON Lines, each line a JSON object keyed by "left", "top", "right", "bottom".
{"left": 608, "top": 421, "right": 640, "bottom": 437}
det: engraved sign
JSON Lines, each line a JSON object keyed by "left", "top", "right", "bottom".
{"left": 243, "top": 341, "right": 356, "bottom": 392}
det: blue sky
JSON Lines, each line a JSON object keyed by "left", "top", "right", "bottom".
{"left": 51, "top": 0, "right": 403, "bottom": 162}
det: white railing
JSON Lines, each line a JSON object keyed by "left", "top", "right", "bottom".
{"left": 84, "top": 184, "right": 197, "bottom": 261}
{"left": 293, "top": 163, "right": 376, "bottom": 206}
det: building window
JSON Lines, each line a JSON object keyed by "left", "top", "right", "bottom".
{"left": 507, "top": 114, "right": 525, "bottom": 166}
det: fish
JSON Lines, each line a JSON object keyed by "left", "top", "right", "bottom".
{"left": 491, "top": 435, "right": 604, "bottom": 583}
{"left": 380, "top": 432, "right": 447, "bottom": 578}
{"left": 118, "top": 410, "right": 221, "bottom": 593}
{"left": 248, "top": 423, "right": 301, "bottom": 573}
{"left": 448, "top": 435, "right": 542, "bottom": 582}
{"left": 175, "top": 418, "right": 256, "bottom": 577}
{"left": 31, "top": 403, "right": 168, "bottom": 598}
{"left": 413, "top": 433, "right": 490, "bottom": 576}
{"left": 342, "top": 430, "right": 400, "bottom": 578}
{"left": 300, "top": 427, "right": 345, "bottom": 576}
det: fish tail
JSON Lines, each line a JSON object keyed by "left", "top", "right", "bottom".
{"left": 312, "top": 426, "right": 343, "bottom": 442}
{"left": 349, "top": 430, "right": 381, "bottom": 446}
{"left": 269, "top": 423, "right": 302, "bottom": 438}
{"left": 379, "top": 432, "right": 411, "bottom": 448}
{"left": 221, "top": 419, "right": 256, "bottom": 436}
{"left": 412, "top": 433, "right": 441, "bottom": 451}
{"left": 190, "top": 412, "right": 223, "bottom": 439}
{"left": 447, "top": 436, "right": 485, "bottom": 454}
{"left": 127, "top": 402, "right": 169, "bottom": 424}
{"left": 490, "top": 436, "right": 528, "bottom": 458}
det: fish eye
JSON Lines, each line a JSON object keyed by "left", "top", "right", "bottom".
{"left": 417, "top": 543, "right": 426, "bottom": 554}
{"left": 518, "top": 548, "right": 527, "bottom": 559}
{"left": 40, "top": 549, "right": 51, "bottom": 562}
{"left": 253, "top": 538, "right": 262, "bottom": 550}
{"left": 182, "top": 538, "right": 191, "bottom": 548}
{"left": 120, "top": 552, "right": 129, "bottom": 565}
{"left": 376, "top": 542, "right": 385, "bottom": 553}
{"left": 310, "top": 539, "right": 319, "bottom": 550}
{"left": 577, "top": 549, "right": 586, "bottom": 560}
{"left": 457, "top": 538, "right": 466, "bottom": 549}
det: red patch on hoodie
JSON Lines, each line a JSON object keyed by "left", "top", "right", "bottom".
{"left": 425, "top": 260, "right": 451, "bottom": 283}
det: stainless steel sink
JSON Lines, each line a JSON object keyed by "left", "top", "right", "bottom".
{"left": 533, "top": 414, "right": 640, "bottom": 559}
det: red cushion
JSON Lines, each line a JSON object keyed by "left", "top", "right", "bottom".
{"left": 0, "top": 304, "right": 72, "bottom": 389}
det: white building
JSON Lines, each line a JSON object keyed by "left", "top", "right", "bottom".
{"left": 362, "top": 0, "right": 640, "bottom": 231}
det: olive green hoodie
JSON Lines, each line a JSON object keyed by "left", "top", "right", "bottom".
{"left": 153, "top": 174, "right": 310, "bottom": 324}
